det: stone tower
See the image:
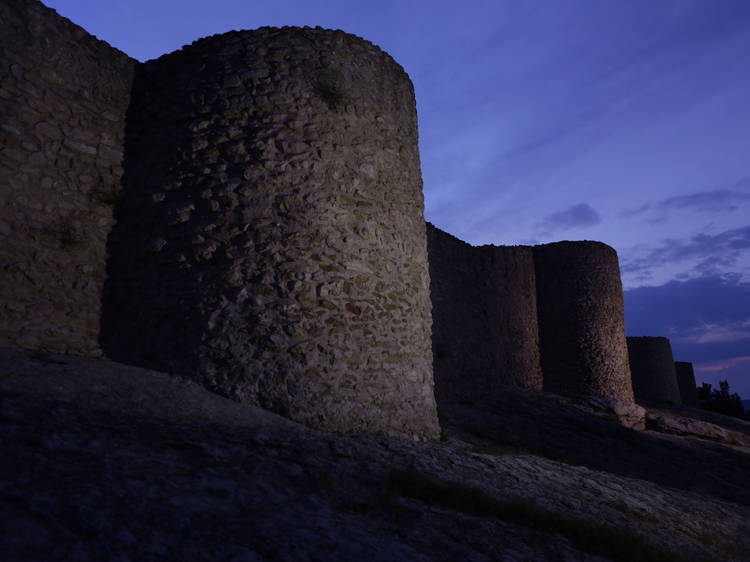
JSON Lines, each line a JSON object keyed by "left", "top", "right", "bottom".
{"left": 627, "top": 336, "right": 681, "bottom": 404}
{"left": 534, "top": 242, "right": 634, "bottom": 404}
{"left": 675, "top": 361, "right": 699, "bottom": 407}
{"left": 100, "top": 27, "right": 440, "bottom": 440}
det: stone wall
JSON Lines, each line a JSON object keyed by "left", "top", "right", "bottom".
{"left": 426, "top": 230, "right": 634, "bottom": 407}
{"left": 534, "top": 242, "right": 634, "bottom": 404}
{"left": 1, "top": 0, "right": 644, "bottom": 438}
{"left": 0, "top": 0, "right": 136, "bottom": 355}
{"left": 626, "top": 337, "right": 681, "bottom": 404}
{"left": 426, "top": 224, "right": 542, "bottom": 402}
{"left": 675, "top": 361, "right": 699, "bottom": 407}
{"left": 100, "top": 28, "right": 440, "bottom": 440}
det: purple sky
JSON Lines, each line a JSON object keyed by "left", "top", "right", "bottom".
{"left": 43, "top": 0, "right": 750, "bottom": 399}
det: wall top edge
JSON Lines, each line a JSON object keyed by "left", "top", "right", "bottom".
{"left": 627, "top": 336, "right": 672, "bottom": 343}
{"left": 144, "top": 26, "right": 406, "bottom": 73}
{"left": 427, "top": 222, "right": 615, "bottom": 254}
{"left": 34, "top": 0, "right": 138, "bottom": 65}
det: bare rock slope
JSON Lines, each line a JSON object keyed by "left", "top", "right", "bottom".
{"left": 2, "top": 347, "right": 749, "bottom": 561}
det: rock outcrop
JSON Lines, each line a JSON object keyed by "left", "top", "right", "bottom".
{"left": 3, "top": 348, "right": 749, "bottom": 562}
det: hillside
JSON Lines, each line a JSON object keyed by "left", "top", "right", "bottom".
{"left": 2, "top": 347, "right": 749, "bottom": 561}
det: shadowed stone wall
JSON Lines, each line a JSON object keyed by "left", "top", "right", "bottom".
{"left": 0, "top": 0, "right": 136, "bottom": 355}
{"left": 675, "top": 361, "right": 699, "bottom": 407}
{"left": 426, "top": 231, "right": 633, "bottom": 407}
{"left": 627, "top": 337, "right": 681, "bottom": 404}
{"left": 100, "top": 28, "right": 439, "bottom": 439}
{"left": 426, "top": 224, "right": 542, "bottom": 402}
{"left": 534, "top": 242, "right": 634, "bottom": 403}
{"left": 2, "top": 0, "right": 643, "bottom": 437}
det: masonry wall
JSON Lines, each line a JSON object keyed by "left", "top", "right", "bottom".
{"left": 100, "top": 28, "right": 440, "bottom": 440}
{"left": 534, "top": 242, "right": 634, "bottom": 403}
{"left": 675, "top": 361, "right": 699, "bottom": 407}
{"left": 426, "top": 224, "right": 542, "bottom": 403}
{"left": 0, "top": 0, "right": 136, "bottom": 355}
{"left": 626, "top": 337, "right": 681, "bottom": 404}
{"left": 1, "top": 0, "right": 643, "bottom": 438}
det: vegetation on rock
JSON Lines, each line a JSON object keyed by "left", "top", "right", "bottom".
{"left": 698, "top": 380, "right": 745, "bottom": 419}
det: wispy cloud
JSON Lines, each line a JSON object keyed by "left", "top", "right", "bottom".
{"left": 676, "top": 321, "right": 750, "bottom": 344}
{"left": 624, "top": 275, "right": 750, "bottom": 363}
{"left": 695, "top": 356, "right": 750, "bottom": 373}
{"left": 659, "top": 189, "right": 750, "bottom": 213}
{"left": 618, "top": 179, "right": 750, "bottom": 221}
{"left": 618, "top": 203, "right": 652, "bottom": 219}
{"left": 620, "top": 225, "right": 750, "bottom": 278}
{"left": 537, "top": 203, "right": 602, "bottom": 234}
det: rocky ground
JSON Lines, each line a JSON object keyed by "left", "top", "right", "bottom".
{"left": 2, "top": 347, "right": 749, "bottom": 561}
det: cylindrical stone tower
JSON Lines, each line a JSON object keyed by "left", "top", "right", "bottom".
{"left": 533, "top": 242, "right": 634, "bottom": 403}
{"left": 101, "top": 27, "right": 440, "bottom": 439}
{"left": 426, "top": 224, "right": 542, "bottom": 403}
{"left": 675, "top": 361, "right": 699, "bottom": 407}
{"left": 626, "top": 337, "right": 681, "bottom": 404}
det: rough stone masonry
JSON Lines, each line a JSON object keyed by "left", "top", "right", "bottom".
{"left": 2, "top": 0, "right": 640, "bottom": 439}
{"left": 427, "top": 225, "right": 635, "bottom": 408}
{"left": 100, "top": 27, "right": 441, "bottom": 440}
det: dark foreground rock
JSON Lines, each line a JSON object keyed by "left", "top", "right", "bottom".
{"left": 2, "top": 348, "right": 749, "bottom": 561}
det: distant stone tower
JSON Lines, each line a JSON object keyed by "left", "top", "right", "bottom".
{"left": 426, "top": 224, "right": 542, "bottom": 402}
{"left": 626, "top": 337, "right": 681, "bottom": 404}
{"left": 534, "top": 242, "right": 634, "bottom": 404}
{"left": 101, "top": 27, "right": 440, "bottom": 440}
{"left": 675, "top": 361, "right": 699, "bottom": 407}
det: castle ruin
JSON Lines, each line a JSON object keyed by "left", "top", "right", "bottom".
{"left": 2, "top": 0, "right": 642, "bottom": 438}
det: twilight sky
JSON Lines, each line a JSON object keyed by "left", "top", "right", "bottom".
{"left": 43, "top": 0, "right": 750, "bottom": 398}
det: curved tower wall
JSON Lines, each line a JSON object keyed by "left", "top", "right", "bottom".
{"left": 533, "top": 242, "right": 634, "bottom": 403}
{"left": 101, "top": 28, "right": 440, "bottom": 439}
{"left": 626, "top": 337, "right": 681, "bottom": 404}
{"left": 426, "top": 224, "right": 542, "bottom": 403}
{"left": 675, "top": 361, "right": 699, "bottom": 407}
